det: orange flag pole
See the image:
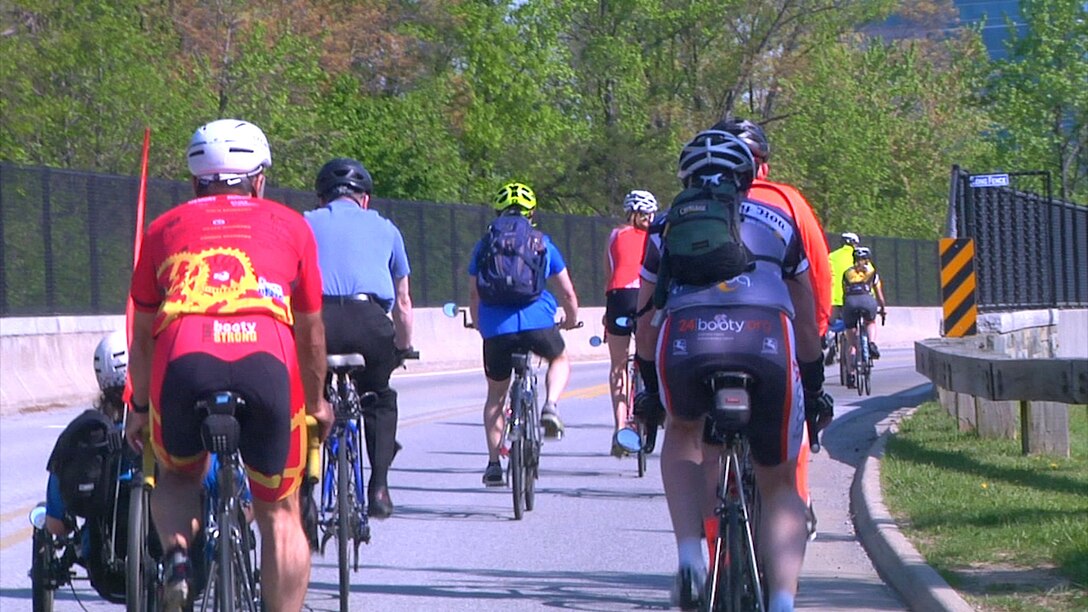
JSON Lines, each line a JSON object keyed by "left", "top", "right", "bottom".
{"left": 124, "top": 127, "right": 151, "bottom": 405}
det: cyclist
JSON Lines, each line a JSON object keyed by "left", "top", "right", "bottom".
{"left": 304, "top": 157, "right": 415, "bottom": 520}
{"left": 718, "top": 117, "right": 829, "bottom": 540}
{"left": 826, "top": 231, "right": 859, "bottom": 364}
{"left": 125, "top": 119, "right": 334, "bottom": 612}
{"left": 842, "top": 246, "right": 887, "bottom": 370}
{"left": 468, "top": 182, "right": 580, "bottom": 487}
{"left": 603, "top": 189, "right": 657, "bottom": 457}
{"left": 634, "top": 130, "right": 828, "bottom": 611}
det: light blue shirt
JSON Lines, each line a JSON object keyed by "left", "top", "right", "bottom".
{"left": 468, "top": 236, "right": 566, "bottom": 339}
{"left": 304, "top": 198, "right": 411, "bottom": 310}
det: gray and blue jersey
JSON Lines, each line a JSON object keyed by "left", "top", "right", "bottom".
{"left": 640, "top": 195, "right": 808, "bottom": 317}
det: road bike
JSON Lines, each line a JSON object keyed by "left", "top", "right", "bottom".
{"left": 442, "top": 302, "right": 580, "bottom": 519}
{"left": 700, "top": 371, "right": 830, "bottom": 611}
{"left": 195, "top": 391, "right": 261, "bottom": 612}
{"left": 700, "top": 371, "right": 764, "bottom": 612}
{"left": 590, "top": 315, "right": 654, "bottom": 477}
{"left": 848, "top": 310, "right": 885, "bottom": 397}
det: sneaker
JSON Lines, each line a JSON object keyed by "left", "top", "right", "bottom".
{"left": 482, "top": 461, "right": 504, "bottom": 487}
{"left": 805, "top": 501, "right": 818, "bottom": 542}
{"left": 670, "top": 565, "right": 705, "bottom": 610}
{"left": 610, "top": 437, "right": 626, "bottom": 458}
{"left": 540, "top": 403, "right": 564, "bottom": 440}
{"left": 846, "top": 373, "right": 856, "bottom": 389}
{"left": 869, "top": 343, "right": 881, "bottom": 359}
{"left": 161, "top": 547, "right": 191, "bottom": 612}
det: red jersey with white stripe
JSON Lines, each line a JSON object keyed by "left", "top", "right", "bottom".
{"left": 606, "top": 225, "right": 648, "bottom": 291}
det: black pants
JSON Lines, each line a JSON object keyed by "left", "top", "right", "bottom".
{"left": 322, "top": 300, "right": 399, "bottom": 491}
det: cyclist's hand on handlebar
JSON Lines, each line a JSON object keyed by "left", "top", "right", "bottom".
{"left": 308, "top": 398, "right": 334, "bottom": 442}
{"left": 878, "top": 308, "right": 887, "bottom": 325}
{"left": 394, "top": 346, "right": 419, "bottom": 368}
{"left": 557, "top": 317, "right": 582, "bottom": 331}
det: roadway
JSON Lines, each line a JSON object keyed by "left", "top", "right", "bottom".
{"left": 0, "top": 349, "right": 930, "bottom": 610}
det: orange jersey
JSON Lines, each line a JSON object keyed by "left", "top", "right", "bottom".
{"left": 606, "top": 225, "right": 648, "bottom": 291}
{"left": 748, "top": 179, "right": 831, "bottom": 336}
{"left": 130, "top": 194, "right": 323, "bottom": 335}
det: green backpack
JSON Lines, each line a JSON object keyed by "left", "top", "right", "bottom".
{"left": 652, "top": 183, "right": 752, "bottom": 309}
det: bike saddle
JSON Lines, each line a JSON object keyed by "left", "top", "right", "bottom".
{"left": 327, "top": 353, "right": 366, "bottom": 375}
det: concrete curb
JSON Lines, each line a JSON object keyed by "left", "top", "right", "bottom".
{"left": 851, "top": 428, "right": 976, "bottom": 612}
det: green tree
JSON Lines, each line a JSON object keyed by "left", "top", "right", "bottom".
{"left": 986, "top": 0, "right": 1087, "bottom": 202}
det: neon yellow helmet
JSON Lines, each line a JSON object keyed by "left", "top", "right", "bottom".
{"left": 493, "top": 182, "right": 537, "bottom": 213}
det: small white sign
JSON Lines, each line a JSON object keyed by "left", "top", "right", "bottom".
{"left": 969, "top": 173, "right": 1010, "bottom": 188}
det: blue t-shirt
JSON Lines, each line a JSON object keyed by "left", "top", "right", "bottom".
{"left": 468, "top": 235, "right": 567, "bottom": 339}
{"left": 304, "top": 198, "right": 411, "bottom": 310}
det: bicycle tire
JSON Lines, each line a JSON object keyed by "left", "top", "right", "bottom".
{"left": 524, "top": 388, "right": 538, "bottom": 512}
{"left": 631, "top": 361, "right": 648, "bottom": 478}
{"left": 726, "top": 500, "right": 745, "bottom": 612}
{"left": 337, "top": 431, "right": 351, "bottom": 612}
{"left": 30, "top": 528, "right": 54, "bottom": 612}
{"left": 126, "top": 484, "right": 156, "bottom": 612}
{"left": 217, "top": 497, "right": 235, "bottom": 611}
{"left": 838, "top": 334, "right": 850, "bottom": 386}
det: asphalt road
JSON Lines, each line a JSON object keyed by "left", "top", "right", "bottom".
{"left": 0, "top": 349, "right": 930, "bottom": 610}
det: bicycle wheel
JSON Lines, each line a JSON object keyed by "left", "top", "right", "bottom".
{"left": 509, "top": 435, "right": 525, "bottom": 520}
{"left": 725, "top": 501, "right": 745, "bottom": 612}
{"left": 30, "top": 528, "right": 55, "bottom": 612}
{"left": 126, "top": 484, "right": 157, "bottom": 612}
{"left": 336, "top": 431, "right": 351, "bottom": 611}
{"left": 216, "top": 493, "right": 236, "bottom": 611}
{"left": 838, "top": 334, "right": 850, "bottom": 386}
{"left": 630, "top": 361, "right": 648, "bottom": 478}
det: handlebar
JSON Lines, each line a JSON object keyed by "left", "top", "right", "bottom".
{"left": 305, "top": 415, "right": 320, "bottom": 484}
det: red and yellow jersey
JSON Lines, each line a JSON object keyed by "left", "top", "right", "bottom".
{"left": 606, "top": 225, "right": 648, "bottom": 291}
{"left": 130, "top": 194, "right": 323, "bottom": 335}
{"left": 843, "top": 263, "right": 881, "bottom": 296}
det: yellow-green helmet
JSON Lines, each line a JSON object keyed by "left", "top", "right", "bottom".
{"left": 493, "top": 182, "right": 537, "bottom": 213}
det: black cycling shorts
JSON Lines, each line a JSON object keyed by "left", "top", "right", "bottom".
{"left": 842, "top": 294, "right": 878, "bottom": 328}
{"left": 604, "top": 288, "right": 639, "bottom": 336}
{"left": 482, "top": 327, "right": 565, "bottom": 381}
{"left": 656, "top": 305, "right": 804, "bottom": 467}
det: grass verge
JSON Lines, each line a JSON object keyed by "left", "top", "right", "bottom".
{"left": 882, "top": 402, "right": 1087, "bottom": 612}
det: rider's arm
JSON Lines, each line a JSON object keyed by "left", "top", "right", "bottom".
{"left": 129, "top": 310, "right": 155, "bottom": 409}
{"left": 293, "top": 310, "right": 331, "bottom": 438}
{"left": 392, "top": 275, "right": 413, "bottom": 350}
{"left": 549, "top": 268, "right": 579, "bottom": 329}
{"left": 787, "top": 271, "right": 822, "bottom": 365}
{"left": 468, "top": 278, "right": 481, "bottom": 332}
{"left": 874, "top": 272, "right": 887, "bottom": 309}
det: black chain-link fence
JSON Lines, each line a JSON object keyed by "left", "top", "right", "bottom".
{"left": 0, "top": 162, "right": 939, "bottom": 316}
{"left": 949, "top": 166, "right": 1088, "bottom": 311}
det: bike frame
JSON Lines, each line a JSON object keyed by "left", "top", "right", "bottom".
{"left": 320, "top": 416, "right": 368, "bottom": 554}
{"left": 507, "top": 351, "right": 541, "bottom": 520}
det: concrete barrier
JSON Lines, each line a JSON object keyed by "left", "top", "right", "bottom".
{"left": 1, "top": 306, "right": 941, "bottom": 415}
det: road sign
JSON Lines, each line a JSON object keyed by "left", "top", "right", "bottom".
{"left": 968, "top": 173, "right": 1010, "bottom": 188}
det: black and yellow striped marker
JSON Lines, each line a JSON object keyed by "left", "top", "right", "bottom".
{"left": 940, "top": 238, "right": 977, "bottom": 337}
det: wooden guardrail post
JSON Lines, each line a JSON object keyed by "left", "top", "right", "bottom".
{"left": 1021, "top": 401, "right": 1070, "bottom": 457}
{"left": 975, "top": 398, "right": 1018, "bottom": 439}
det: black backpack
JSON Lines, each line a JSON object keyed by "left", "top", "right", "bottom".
{"left": 47, "top": 409, "right": 123, "bottom": 519}
{"left": 652, "top": 183, "right": 752, "bottom": 309}
{"left": 475, "top": 214, "right": 548, "bottom": 305}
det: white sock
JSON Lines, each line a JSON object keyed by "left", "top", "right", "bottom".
{"left": 768, "top": 590, "right": 795, "bottom": 612}
{"left": 677, "top": 537, "right": 705, "bottom": 571}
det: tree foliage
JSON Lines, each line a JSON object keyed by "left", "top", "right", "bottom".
{"left": 1, "top": 0, "right": 1080, "bottom": 239}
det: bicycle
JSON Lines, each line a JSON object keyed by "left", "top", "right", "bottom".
{"left": 700, "top": 372, "right": 764, "bottom": 612}
{"left": 443, "top": 302, "right": 580, "bottom": 519}
{"left": 195, "top": 391, "right": 262, "bottom": 612}
{"left": 848, "top": 309, "right": 885, "bottom": 397}
{"left": 700, "top": 372, "right": 829, "bottom": 612}
{"left": 28, "top": 505, "right": 81, "bottom": 612}
{"left": 590, "top": 315, "right": 654, "bottom": 477}
{"left": 127, "top": 430, "right": 160, "bottom": 612}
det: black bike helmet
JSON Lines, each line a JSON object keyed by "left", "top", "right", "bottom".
{"left": 714, "top": 118, "right": 770, "bottom": 164}
{"left": 315, "top": 157, "right": 373, "bottom": 201}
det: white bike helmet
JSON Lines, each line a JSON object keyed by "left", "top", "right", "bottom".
{"left": 93, "top": 330, "right": 128, "bottom": 391}
{"left": 677, "top": 129, "right": 756, "bottom": 190}
{"left": 187, "top": 119, "right": 272, "bottom": 181}
{"left": 623, "top": 190, "right": 658, "bottom": 214}
{"left": 841, "top": 232, "right": 860, "bottom": 246}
